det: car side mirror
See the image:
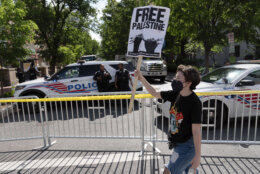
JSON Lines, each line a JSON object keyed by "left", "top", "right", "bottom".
{"left": 236, "top": 79, "right": 255, "bottom": 87}
{"left": 44, "top": 75, "right": 50, "bottom": 80}
{"left": 50, "top": 75, "right": 59, "bottom": 82}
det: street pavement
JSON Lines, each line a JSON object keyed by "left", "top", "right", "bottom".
{"left": 1, "top": 138, "right": 260, "bottom": 173}
{"left": 0, "top": 79, "right": 260, "bottom": 173}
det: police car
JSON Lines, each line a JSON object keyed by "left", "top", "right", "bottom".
{"left": 14, "top": 61, "right": 143, "bottom": 98}
{"left": 159, "top": 63, "right": 260, "bottom": 126}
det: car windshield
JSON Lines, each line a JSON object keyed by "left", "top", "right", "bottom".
{"left": 143, "top": 57, "right": 161, "bottom": 61}
{"left": 202, "top": 67, "right": 247, "bottom": 84}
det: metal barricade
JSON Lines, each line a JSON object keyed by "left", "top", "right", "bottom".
{"left": 0, "top": 96, "right": 47, "bottom": 148}
{"left": 146, "top": 91, "right": 260, "bottom": 146}
{"left": 198, "top": 91, "right": 260, "bottom": 145}
{"left": 45, "top": 95, "right": 142, "bottom": 140}
{"left": 37, "top": 92, "right": 149, "bottom": 148}
{"left": 0, "top": 90, "right": 259, "bottom": 151}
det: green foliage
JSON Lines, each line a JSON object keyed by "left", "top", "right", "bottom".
{"left": 58, "top": 13, "right": 100, "bottom": 65}
{"left": 23, "top": 0, "right": 98, "bottom": 74}
{"left": 58, "top": 45, "right": 77, "bottom": 66}
{"left": 0, "top": 0, "right": 37, "bottom": 67}
{"left": 99, "top": 0, "right": 259, "bottom": 68}
{"left": 229, "top": 56, "right": 236, "bottom": 64}
{"left": 155, "top": 0, "right": 259, "bottom": 72}
{"left": 185, "top": 40, "right": 224, "bottom": 59}
{"left": 99, "top": 0, "right": 140, "bottom": 60}
{"left": 185, "top": 40, "right": 204, "bottom": 56}
{"left": 3, "top": 90, "right": 15, "bottom": 98}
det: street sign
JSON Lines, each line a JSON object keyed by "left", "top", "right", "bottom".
{"left": 228, "top": 32, "right": 234, "bottom": 44}
{"left": 127, "top": 6, "right": 170, "bottom": 58}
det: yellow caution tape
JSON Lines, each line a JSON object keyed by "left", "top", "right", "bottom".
{"left": 0, "top": 90, "right": 260, "bottom": 103}
{"left": 0, "top": 94, "right": 154, "bottom": 103}
{"left": 196, "top": 90, "right": 260, "bottom": 96}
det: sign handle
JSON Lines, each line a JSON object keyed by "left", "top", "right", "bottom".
{"left": 128, "top": 55, "right": 143, "bottom": 113}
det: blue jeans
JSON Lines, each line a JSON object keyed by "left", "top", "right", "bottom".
{"left": 165, "top": 137, "right": 199, "bottom": 174}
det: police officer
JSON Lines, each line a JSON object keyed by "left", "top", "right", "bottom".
{"left": 29, "top": 62, "right": 40, "bottom": 80}
{"left": 16, "top": 67, "right": 25, "bottom": 83}
{"left": 115, "top": 63, "right": 133, "bottom": 91}
{"left": 93, "top": 64, "right": 112, "bottom": 92}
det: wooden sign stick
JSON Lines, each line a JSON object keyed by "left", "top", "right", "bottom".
{"left": 128, "top": 55, "right": 143, "bottom": 113}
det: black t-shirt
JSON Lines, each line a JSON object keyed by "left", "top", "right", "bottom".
{"left": 160, "top": 90, "right": 202, "bottom": 143}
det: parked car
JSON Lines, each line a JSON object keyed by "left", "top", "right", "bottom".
{"left": 116, "top": 56, "right": 167, "bottom": 82}
{"left": 158, "top": 63, "right": 260, "bottom": 127}
{"left": 14, "top": 60, "right": 143, "bottom": 98}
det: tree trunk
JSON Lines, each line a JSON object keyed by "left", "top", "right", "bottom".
{"left": 180, "top": 39, "right": 187, "bottom": 59}
{"left": 204, "top": 45, "right": 211, "bottom": 74}
{"left": 1, "top": 63, "right": 3, "bottom": 98}
{"left": 49, "top": 45, "right": 59, "bottom": 75}
{"left": 50, "top": 56, "right": 57, "bottom": 75}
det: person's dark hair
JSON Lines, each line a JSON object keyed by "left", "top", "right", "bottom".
{"left": 177, "top": 64, "right": 200, "bottom": 90}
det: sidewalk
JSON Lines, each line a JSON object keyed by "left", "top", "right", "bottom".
{"left": 0, "top": 139, "right": 259, "bottom": 173}
{"left": 0, "top": 150, "right": 259, "bottom": 173}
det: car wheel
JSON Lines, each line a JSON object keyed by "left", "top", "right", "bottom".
{"left": 202, "top": 100, "right": 228, "bottom": 128}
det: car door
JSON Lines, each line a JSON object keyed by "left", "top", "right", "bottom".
{"left": 49, "top": 66, "right": 80, "bottom": 96}
{"left": 235, "top": 69, "right": 260, "bottom": 116}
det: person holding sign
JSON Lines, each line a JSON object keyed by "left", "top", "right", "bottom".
{"left": 135, "top": 65, "right": 202, "bottom": 174}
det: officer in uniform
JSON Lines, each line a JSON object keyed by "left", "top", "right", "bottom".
{"left": 115, "top": 63, "right": 133, "bottom": 91}
{"left": 93, "top": 64, "right": 112, "bottom": 92}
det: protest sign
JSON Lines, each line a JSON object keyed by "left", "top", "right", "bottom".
{"left": 127, "top": 6, "right": 170, "bottom": 58}
{"left": 128, "top": 6, "right": 170, "bottom": 113}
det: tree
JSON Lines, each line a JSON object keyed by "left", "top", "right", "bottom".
{"left": 58, "top": 12, "right": 100, "bottom": 66}
{"left": 0, "top": 0, "right": 37, "bottom": 65}
{"left": 156, "top": 0, "right": 260, "bottom": 73}
{"left": 99, "top": 0, "right": 193, "bottom": 63}
{"left": 23, "top": 0, "right": 97, "bottom": 74}
{"left": 99, "top": 0, "right": 140, "bottom": 60}
{"left": 0, "top": 0, "right": 37, "bottom": 96}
